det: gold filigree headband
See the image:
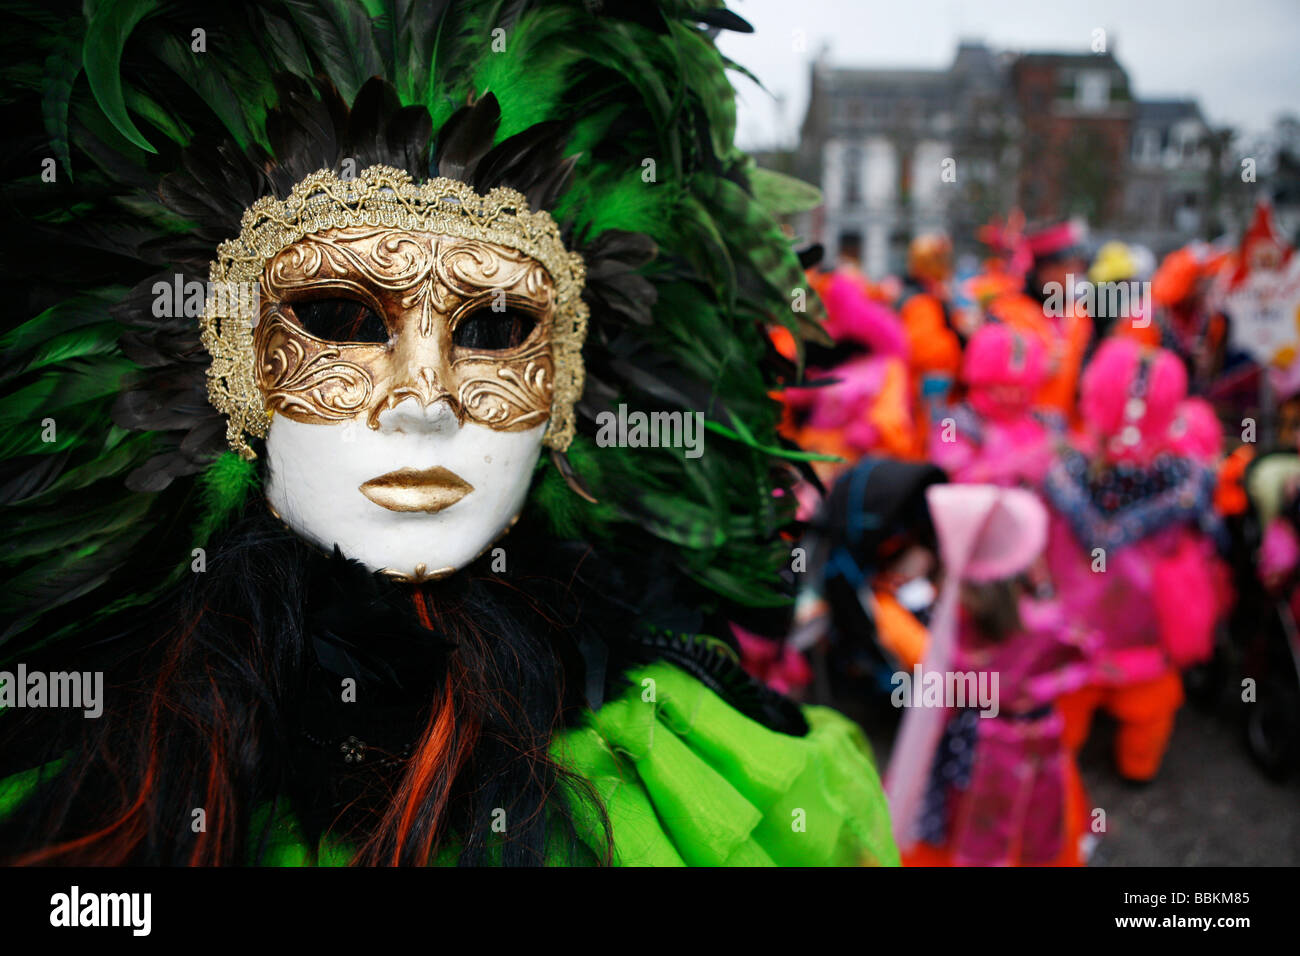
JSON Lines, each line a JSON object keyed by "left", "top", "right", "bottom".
{"left": 201, "top": 165, "right": 588, "bottom": 458}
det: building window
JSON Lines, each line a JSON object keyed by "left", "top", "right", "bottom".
{"left": 838, "top": 231, "right": 862, "bottom": 264}
{"left": 844, "top": 146, "right": 862, "bottom": 205}
{"left": 1076, "top": 71, "right": 1111, "bottom": 110}
{"left": 1135, "top": 128, "right": 1160, "bottom": 164}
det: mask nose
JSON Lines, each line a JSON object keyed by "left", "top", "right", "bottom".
{"left": 374, "top": 394, "right": 460, "bottom": 435}
{"left": 368, "top": 316, "right": 462, "bottom": 431}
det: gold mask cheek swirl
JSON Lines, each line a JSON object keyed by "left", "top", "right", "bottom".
{"left": 252, "top": 226, "right": 558, "bottom": 432}
{"left": 254, "top": 305, "right": 381, "bottom": 424}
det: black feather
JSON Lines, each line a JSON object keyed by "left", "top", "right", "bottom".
{"left": 433, "top": 93, "right": 502, "bottom": 183}
{"left": 696, "top": 9, "right": 754, "bottom": 33}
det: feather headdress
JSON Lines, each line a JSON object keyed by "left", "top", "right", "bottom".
{"left": 0, "top": 0, "right": 826, "bottom": 656}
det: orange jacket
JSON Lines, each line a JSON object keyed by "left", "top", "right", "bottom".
{"left": 900, "top": 292, "right": 962, "bottom": 380}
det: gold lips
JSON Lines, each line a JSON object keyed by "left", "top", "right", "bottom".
{"left": 359, "top": 466, "right": 474, "bottom": 514}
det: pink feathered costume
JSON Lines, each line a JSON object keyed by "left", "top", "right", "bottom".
{"left": 784, "top": 271, "right": 916, "bottom": 464}
{"left": 1042, "top": 339, "right": 1222, "bottom": 780}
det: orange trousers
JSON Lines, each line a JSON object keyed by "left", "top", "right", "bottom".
{"left": 1057, "top": 670, "right": 1184, "bottom": 782}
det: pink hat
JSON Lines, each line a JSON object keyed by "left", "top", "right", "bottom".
{"left": 1081, "top": 338, "right": 1187, "bottom": 463}
{"left": 821, "top": 270, "right": 908, "bottom": 357}
{"left": 962, "top": 322, "right": 1048, "bottom": 389}
{"left": 926, "top": 484, "right": 1048, "bottom": 583}
{"left": 1026, "top": 219, "right": 1086, "bottom": 261}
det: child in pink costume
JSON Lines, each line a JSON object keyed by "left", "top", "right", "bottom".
{"left": 889, "top": 485, "right": 1096, "bottom": 866}
{"left": 1043, "top": 339, "right": 1222, "bottom": 781}
{"left": 929, "top": 323, "right": 1063, "bottom": 489}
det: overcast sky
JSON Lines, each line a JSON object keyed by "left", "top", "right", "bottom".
{"left": 716, "top": 0, "right": 1300, "bottom": 148}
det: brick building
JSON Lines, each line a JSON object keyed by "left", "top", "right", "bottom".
{"left": 793, "top": 42, "right": 1020, "bottom": 275}
{"left": 786, "top": 42, "right": 1244, "bottom": 274}
{"left": 1010, "top": 51, "right": 1135, "bottom": 226}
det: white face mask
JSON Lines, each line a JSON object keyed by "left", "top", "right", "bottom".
{"left": 252, "top": 226, "right": 561, "bottom": 579}
{"left": 265, "top": 398, "right": 543, "bottom": 580}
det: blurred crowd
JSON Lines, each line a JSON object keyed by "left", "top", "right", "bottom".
{"left": 741, "top": 200, "right": 1300, "bottom": 866}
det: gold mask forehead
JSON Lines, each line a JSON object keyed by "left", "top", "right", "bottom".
{"left": 200, "top": 165, "right": 587, "bottom": 459}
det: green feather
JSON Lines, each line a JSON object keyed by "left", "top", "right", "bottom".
{"left": 282, "top": 0, "right": 385, "bottom": 104}
{"left": 192, "top": 451, "right": 259, "bottom": 548}
{"left": 749, "top": 166, "right": 823, "bottom": 217}
{"left": 16, "top": 434, "right": 154, "bottom": 503}
{"left": 151, "top": 32, "right": 257, "bottom": 150}
{"left": 0, "top": 294, "right": 118, "bottom": 355}
{"left": 472, "top": 8, "right": 582, "bottom": 140}
{"left": 82, "top": 0, "right": 160, "bottom": 153}
{"left": 528, "top": 439, "right": 617, "bottom": 541}
{"left": 667, "top": 20, "right": 737, "bottom": 161}
{"left": 122, "top": 81, "right": 194, "bottom": 148}
{"left": 552, "top": 164, "right": 678, "bottom": 239}
{"left": 41, "top": 29, "right": 83, "bottom": 180}
{"left": 11, "top": 324, "right": 121, "bottom": 378}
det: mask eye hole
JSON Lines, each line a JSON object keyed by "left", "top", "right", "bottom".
{"left": 287, "top": 297, "right": 389, "bottom": 344}
{"left": 453, "top": 306, "right": 538, "bottom": 351}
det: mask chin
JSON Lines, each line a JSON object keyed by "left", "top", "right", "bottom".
{"left": 263, "top": 400, "right": 545, "bottom": 580}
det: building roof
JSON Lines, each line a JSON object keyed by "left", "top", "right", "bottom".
{"left": 821, "top": 67, "right": 949, "bottom": 91}
{"left": 1136, "top": 99, "right": 1205, "bottom": 126}
{"left": 1013, "top": 50, "right": 1123, "bottom": 68}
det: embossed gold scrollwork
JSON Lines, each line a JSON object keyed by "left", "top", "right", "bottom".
{"left": 439, "top": 239, "right": 552, "bottom": 302}
{"left": 455, "top": 339, "right": 555, "bottom": 432}
{"left": 265, "top": 228, "right": 431, "bottom": 305}
{"left": 256, "top": 311, "right": 375, "bottom": 422}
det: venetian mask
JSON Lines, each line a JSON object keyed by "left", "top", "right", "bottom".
{"left": 200, "top": 167, "right": 588, "bottom": 579}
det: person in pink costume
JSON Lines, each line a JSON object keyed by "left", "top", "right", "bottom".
{"left": 889, "top": 485, "right": 1097, "bottom": 866}
{"left": 1252, "top": 437, "right": 1300, "bottom": 615}
{"left": 785, "top": 270, "right": 916, "bottom": 469}
{"left": 1043, "top": 339, "right": 1223, "bottom": 781}
{"left": 929, "top": 322, "right": 1064, "bottom": 489}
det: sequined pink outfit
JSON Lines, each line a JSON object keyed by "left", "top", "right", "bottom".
{"left": 1043, "top": 339, "right": 1220, "bottom": 683}
{"left": 1045, "top": 518, "right": 1214, "bottom": 683}
{"left": 943, "top": 597, "right": 1096, "bottom": 865}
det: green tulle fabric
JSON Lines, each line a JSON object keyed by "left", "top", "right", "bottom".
{"left": 253, "top": 661, "right": 899, "bottom": 867}
{"left": 555, "top": 661, "right": 899, "bottom": 866}
{"left": 2, "top": 662, "right": 898, "bottom": 867}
